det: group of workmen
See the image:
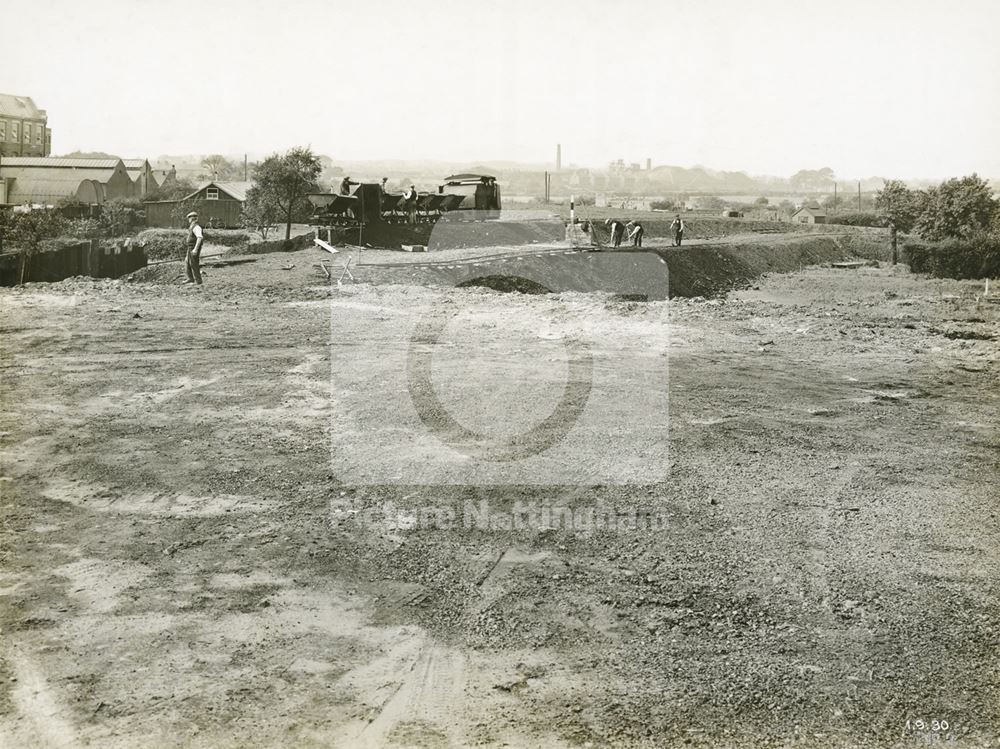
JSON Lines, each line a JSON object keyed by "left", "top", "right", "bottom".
{"left": 604, "top": 214, "right": 686, "bottom": 248}
{"left": 340, "top": 176, "right": 421, "bottom": 224}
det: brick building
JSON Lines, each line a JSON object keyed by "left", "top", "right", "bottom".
{"left": 0, "top": 94, "right": 51, "bottom": 157}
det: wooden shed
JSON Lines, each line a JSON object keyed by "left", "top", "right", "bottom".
{"left": 144, "top": 180, "right": 250, "bottom": 228}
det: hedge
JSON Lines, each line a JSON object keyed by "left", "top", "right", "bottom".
{"left": 827, "top": 212, "right": 884, "bottom": 227}
{"left": 903, "top": 233, "right": 1000, "bottom": 279}
{"left": 135, "top": 228, "right": 250, "bottom": 260}
{"left": 245, "top": 232, "right": 316, "bottom": 254}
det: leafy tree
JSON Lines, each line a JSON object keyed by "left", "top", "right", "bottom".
{"left": 822, "top": 194, "right": 845, "bottom": 212}
{"left": 790, "top": 167, "right": 835, "bottom": 191}
{"left": 146, "top": 177, "right": 197, "bottom": 202}
{"left": 874, "top": 180, "right": 918, "bottom": 231}
{"left": 2, "top": 210, "right": 66, "bottom": 284}
{"left": 754, "top": 196, "right": 769, "bottom": 206}
{"left": 200, "top": 154, "right": 241, "bottom": 181}
{"left": 914, "top": 174, "right": 999, "bottom": 241}
{"left": 100, "top": 198, "right": 142, "bottom": 237}
{"left": 241, "top": 185, "right": 280, "bottom": 240}
{"left": 250, "top": 147, "right": 322, "bottom": 240}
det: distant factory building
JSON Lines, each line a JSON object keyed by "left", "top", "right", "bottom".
{"left": 123, "top": 159, "right": 160, "bottom": 196}
{"left": 0, "top": 157, "right": 156, "bottom": 206}
{"left": 0, "top": 94, "right": 52, "bottom": 157}
{"left": 790, "top": 203, "right": 826, "bottom": 224}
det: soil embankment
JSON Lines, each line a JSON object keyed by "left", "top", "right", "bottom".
{"left": 649, "top": 235, "right": 857, "bottom": 297}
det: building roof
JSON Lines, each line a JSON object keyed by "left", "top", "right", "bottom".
{"left": 0, "top": 157, "right": 121, "bottom": 169}
{"left": 443, "top": 173, "right": 496, "bottom": 183}
{"left": 793, "top": 204, "right": 826, "bottom": 216}
{"left": 185, "top": 180, "right": 252, "bottom": 202}
{"left": 122, "top": 159, "right": 150, "bottom": 170}
{"left": 6, "top": 177, "right": 91, "bottom": 203}
{"left": 0, "top": 166, "right": 118, "bottom": 182}
{"left": 0, "top": 94, "right": 46, "bottom": 120}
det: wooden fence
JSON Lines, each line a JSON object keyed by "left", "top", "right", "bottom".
{"left": 0, "top": 240, "right": 147, "bottom": 286}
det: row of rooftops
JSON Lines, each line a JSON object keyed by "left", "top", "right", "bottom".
{"left": 0, "top": 157, "right": 149, "bottom": 170}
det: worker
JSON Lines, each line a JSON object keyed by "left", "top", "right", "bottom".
{"left": 184, "top": 211, "right": 204, "bottom": 285}
{"left": 340, "top": 176, "right": 357, "bottom": 196}
{"left": 670, "top": 214, "right": 686, "bottom": 246}
{"left": 605, "top": 218, "right": 626, "bottom": 248}
{"left": 627, "top": 220, "right": 644, "bottom": 247}
{"left": 403, "top": 185, "right": 418, "bottom": 224}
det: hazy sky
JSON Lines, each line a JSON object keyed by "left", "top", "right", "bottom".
{"left": 8, "top": 0, "right": 999, "bottom": 178}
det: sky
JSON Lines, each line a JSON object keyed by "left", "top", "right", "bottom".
{"left": 7, "top": 0, "right": 1000, "bottom": 179}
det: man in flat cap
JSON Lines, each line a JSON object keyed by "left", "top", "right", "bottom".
{"left": 185, "top": 211, "right": 204, "bottom": 285}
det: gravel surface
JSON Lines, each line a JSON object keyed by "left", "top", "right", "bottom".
{"left": 1, "top": 260, "right": 997, "bottom": 747}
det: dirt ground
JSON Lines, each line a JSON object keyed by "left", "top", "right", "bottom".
{"left": 1, "top": 251, "right": 998, "bottom": 747}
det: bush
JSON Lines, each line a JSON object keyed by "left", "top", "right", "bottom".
{"left": 136, "top": 229, "right": 186, "bottom": 260}
{"left": 827, "top": 212, "right": 884, "bottom": 227}
{"left": 64, "top": 218, "right": 104, "bottom": 239}
{"left": 903, "top": 232, "right": 1000, "bottom": 279}
{"left": 650, "top": 199, "right": 675, "bottom": 211}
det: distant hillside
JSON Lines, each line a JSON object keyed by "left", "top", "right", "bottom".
{"left": 55, "top": 151, "right": 120, "bottom": 160}
{"left": 648, "top": 165, "right": 760, "bottom": 192}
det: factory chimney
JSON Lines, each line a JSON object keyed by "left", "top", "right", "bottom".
{"left": 556, "top": 143, "right": 562, "bottom": 171}
{"left": 646, "top": 158, "right": 652, "bottom": 171}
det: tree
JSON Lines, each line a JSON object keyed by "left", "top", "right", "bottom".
{"left": 241, "top": 185, "right": 280, "bottom": 240}
{"left": 875, "top": 180, "right": 917, "bottom": 229}
{"left": 250, "top": 147, "right": 322, "bottom": 240}
{"left": 200, "top": 154, "right": 240, "bottom": 181}
{"left": 790, "top": 167, "right": 835, "bottom": 192}
{"left": 146, "top": 177, "right": 196, "bottom": 202}
{"left": 754, "top": 196, "right": 769, "bottom": 206}
{"left": 100, "top": 198, "right": 141, "bottom": 237}
{"left": 2, "top": 210, "right": 66, "bottom": 284}
{"left": 914, "top": 174, "right": 999, "bottom": 241}
{"left": 822, "top": 194, "right": 845, "bottom": 212}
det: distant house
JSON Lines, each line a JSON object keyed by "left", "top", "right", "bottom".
{"left": 0, "top": 157, "right": 141, "bottom": 206}
{"left": 791, "top": 203, "right": 826, "bottom": 224}
{"left": 144, "top": 180, "right": 251, "bottom": 228}
{"left": 0, "top": 94, "right": 51, "bottom": 157}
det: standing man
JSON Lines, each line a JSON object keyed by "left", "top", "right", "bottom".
{"left": 184, "top": 210, "right": 204, "bottom": 285}
{"left": 670, "top": 214, "right": 686, "bottom": 246}
{"left": 403, "top": 185, "right": 418, "bottom": 225}
{"left": 340, "top": 176, "right": 357, "bottom": 196}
